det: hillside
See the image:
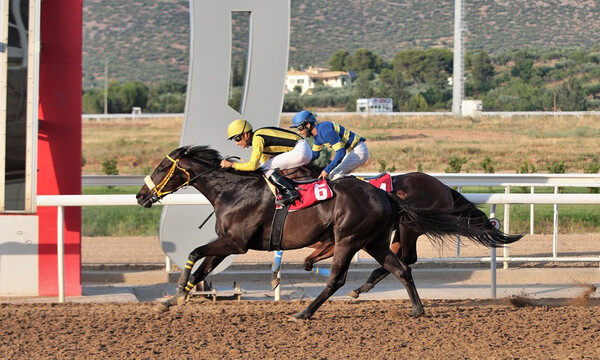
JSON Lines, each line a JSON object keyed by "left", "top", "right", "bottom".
{"left": 83, "top": 0, "right": 600, "bottom": 89}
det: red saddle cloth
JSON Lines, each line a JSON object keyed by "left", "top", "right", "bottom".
{"left": 276, "top": 179, "right": 333, "bottom": 211}
{"left": 366, "top": 173, "right": 393, "bottom": 192}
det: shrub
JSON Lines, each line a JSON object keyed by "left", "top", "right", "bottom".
{"left": 546, "top": 161, "right": 567, "bottom": 174}
{"left": 480, "top": 156, "right": 496, "bottom": 173}
{"left": 445, "top": 156, "right": 467, "bottom": 173}
{"left": 102, "top": 158, "right": 119, "bottom": 175}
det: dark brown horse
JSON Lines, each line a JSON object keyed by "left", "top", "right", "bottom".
{"left": 136, "top": 146, "right": 481, "bottom": 320}
{"left": 281, "top": 165, "right": 523, "bottom": 298}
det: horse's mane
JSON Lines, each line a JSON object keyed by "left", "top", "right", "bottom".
{"left": 182, "top": 145, "right": 223, "bottom": 166}
{"left": 178, "top": 145, "right": 264, "bottom": 178}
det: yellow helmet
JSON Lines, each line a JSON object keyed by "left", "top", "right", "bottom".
{"left": 227, "top": 119, "right": 253, "bottom": 140}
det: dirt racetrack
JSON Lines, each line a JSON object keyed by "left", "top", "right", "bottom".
{"left": 1, "top": 296, "right": 599, "bottom": 359}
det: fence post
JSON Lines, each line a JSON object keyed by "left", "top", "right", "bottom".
{"left": 530, "top": 187, "right": 535, "bottom": 235}
{"left": 490, "top": 204, "right": 497, "bottom": 299}
{"left": 456, "top": 186, "right": 462, "bottom": 258}
{"left": 553, "top": 186, "right": 559, "bottom": 258}
{"left": 57, "top": 206, "right": 65, "bottom": 303}
{"left": 503, "top": 186, "right": 510, "bottom": 269}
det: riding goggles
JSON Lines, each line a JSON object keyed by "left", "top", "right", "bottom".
{"left": 296, "top": 122, "right": 309, "bottom": 131}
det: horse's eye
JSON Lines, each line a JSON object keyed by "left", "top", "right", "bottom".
{"left": 157, "top": 169, "right": 164, "bottom": 174}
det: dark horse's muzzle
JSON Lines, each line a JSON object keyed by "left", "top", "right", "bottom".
{"left": 136, "top": 189, "right": 160, "bottom": 208}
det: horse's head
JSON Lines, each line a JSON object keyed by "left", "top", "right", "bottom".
{"left": 136, "top": 145, "right": 222, "bottom": 207}
{"left": 136, "top": 147, "right": 191, "bottom": 207}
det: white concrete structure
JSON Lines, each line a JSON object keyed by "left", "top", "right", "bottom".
{"left": 462, "top": 99, "right": 482, "bottom": 117}
{"left": 285, "top": 67, "right": 351, "bottom": 94}
{"left": 356, "top": 98, "right": 393, "bottom": 113}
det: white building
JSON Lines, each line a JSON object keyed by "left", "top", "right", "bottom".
{"left": 356, "top": 98, "right": 393, "bottom": 113}
{"left": 285, "top": 67, "right": 352, "bottom": 95}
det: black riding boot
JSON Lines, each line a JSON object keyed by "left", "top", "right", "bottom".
{"left": 269, "top": 172, "right": 299, "bottom": 206}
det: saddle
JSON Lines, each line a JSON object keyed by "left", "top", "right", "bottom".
{"left": 267, "top": 178, "right": 333, "bottom": 251}
{"left": 267, "top": 174, "right": 390, "bottom": 251}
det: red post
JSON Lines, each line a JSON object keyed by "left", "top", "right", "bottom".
{"left": 37, "top": 0, "right": 83, "bottom": 296}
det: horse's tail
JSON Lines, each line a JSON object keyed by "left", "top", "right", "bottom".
{"left": 387, "top": 191, "right": 523, "bottom": 248}
{"left": 387, "top": 192, "right": 476, "bottom": 241}
{"left": 447, "top": 188, "right": 523, "bottom": 247}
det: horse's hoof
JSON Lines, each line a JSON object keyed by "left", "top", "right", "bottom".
{"left": 411, "top": 308, "right": 425, "bottom": 317}
{"left": 154, "top": 302, "right": 170, "bottom": 313}
{"left": 347, "top": 290, "right": 360, "bottom": 299}
{"left": 290, "top": 311, "right": 311, "bottom": 321}
{"left": 303, "top": 263, "right": 313, "bottom": 272}
{"left": 176, "top": 294, "right": 188, "bottom": 307}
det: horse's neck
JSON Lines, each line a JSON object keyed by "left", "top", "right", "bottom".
{"left": 191, "top": 171, "right": 267, "bottom": 204}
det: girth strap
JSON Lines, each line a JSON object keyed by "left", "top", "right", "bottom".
{"left": 269, "top": 204, "right": 291, "bottom": 251}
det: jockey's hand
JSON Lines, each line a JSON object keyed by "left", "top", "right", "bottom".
{"left": 220, "top": 160, "right": 234, "bottom": 168}
{"left": 318, "top": 170, "right": 329, "bottom": 180}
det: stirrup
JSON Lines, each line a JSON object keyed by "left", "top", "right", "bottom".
{"left": 275, "top": 192, "right": 299, "bottom": 206}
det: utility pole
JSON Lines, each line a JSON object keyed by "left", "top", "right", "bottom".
{"left": 452, "top": 0, "right": 464, "bottom": 117}
{"left": 104, "top": 57, "right": 108, "bottom": 114}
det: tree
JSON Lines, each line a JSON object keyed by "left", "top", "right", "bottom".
{"left": 146, "top": 81, "right": 187, "bottom": 113}
{"left": 555, "top": 77, "right": 587, "bottom": 111}
{"left": 423, "top": 48, "right": 453, "bottom": 87}
{"left": 117, "top": 81, "right": 149, "bottom": 111}
{"left": 470, "top": 51, "right": 495, "bottom": 93}
{"left": 354, "top": 72, "right": 374, "bottom": 98}
{"left": 348, "top": 48, "right": 385, "bottom": 73}
{"left": 328, "top": 50, "right": 351, "bottom": 71}
{"left": 393, "top": 49, "right": 427, "bottom": 84}
{"left": 407, "top": 94, "right": 428, "bottom": 111}
{"left": 82, "top": 89, "right": 104, "bottom": 114}
{"left": 511, "top": 51, "right": 534, "bottom": 82}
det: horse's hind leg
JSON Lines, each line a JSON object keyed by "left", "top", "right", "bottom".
{"left": 348, "top": 230, "right": 402, "bottom": 298}
{"left": 292, "top": 246, "right": 355, "bottom": 320}
{"left": 348, "top": 266, "right": 389, "bottom": 298}
{"left": 363, "top": 240, "right": 424, "bottom": 317}
{"left": 303, "top": 241, "right": 335, "bottom": 271}
{"left": 349, "top": 226, "right": 422, "bottom": 298}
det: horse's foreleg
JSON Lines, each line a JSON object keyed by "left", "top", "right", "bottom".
{"left": 303, "top": 241, "right": 335, "bottom": 271}
{"left": 156, "top": 238, "right": 240, "bottom": 312}
{"left": 292, "top": 246, "right": 354, "bottom": 321}
{"left": 363, "top": 240, "right": 424, "bottom": 317}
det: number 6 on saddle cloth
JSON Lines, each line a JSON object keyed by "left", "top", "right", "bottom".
{"left": 269, "top": 179, "right": 333, "bottom": 212}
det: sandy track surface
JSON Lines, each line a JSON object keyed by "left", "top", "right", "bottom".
{"left": 1, "top": 298, "right": 599, "bottom": 359}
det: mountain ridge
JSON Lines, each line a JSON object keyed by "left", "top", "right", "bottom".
{"left": 83, "top": 0, "right": 600, "bottom": 89}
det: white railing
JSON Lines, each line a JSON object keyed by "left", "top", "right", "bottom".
{"left": 81, "top": 111, "right": 600, "bottom": 121}
{"left": 39, "top": 188, "right": 600, "bottom": 302}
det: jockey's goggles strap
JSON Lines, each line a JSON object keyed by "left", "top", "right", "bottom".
{"left": 149, "top": 155, "right": 191, "bottom": 198}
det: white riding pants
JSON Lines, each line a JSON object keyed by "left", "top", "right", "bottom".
{"left": 329, "top": 141, "right": 369, "bottom": 180}
{"left": 261, "top": 139, "right": 312, "bottom": 177}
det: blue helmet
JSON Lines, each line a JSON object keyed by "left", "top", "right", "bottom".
{"left": 290, "top": 110, "right": 316, "bottom": 128}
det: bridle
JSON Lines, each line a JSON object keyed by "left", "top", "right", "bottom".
{"left": 144, "top": 152, "right": 236, "bottom": 200}
{"left": 144, "top": 155, "right": 191, "bottom": 198}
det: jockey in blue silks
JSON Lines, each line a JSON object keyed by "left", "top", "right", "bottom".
{"left": 290, "top": 110, "right": 369, "bottom": 180}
